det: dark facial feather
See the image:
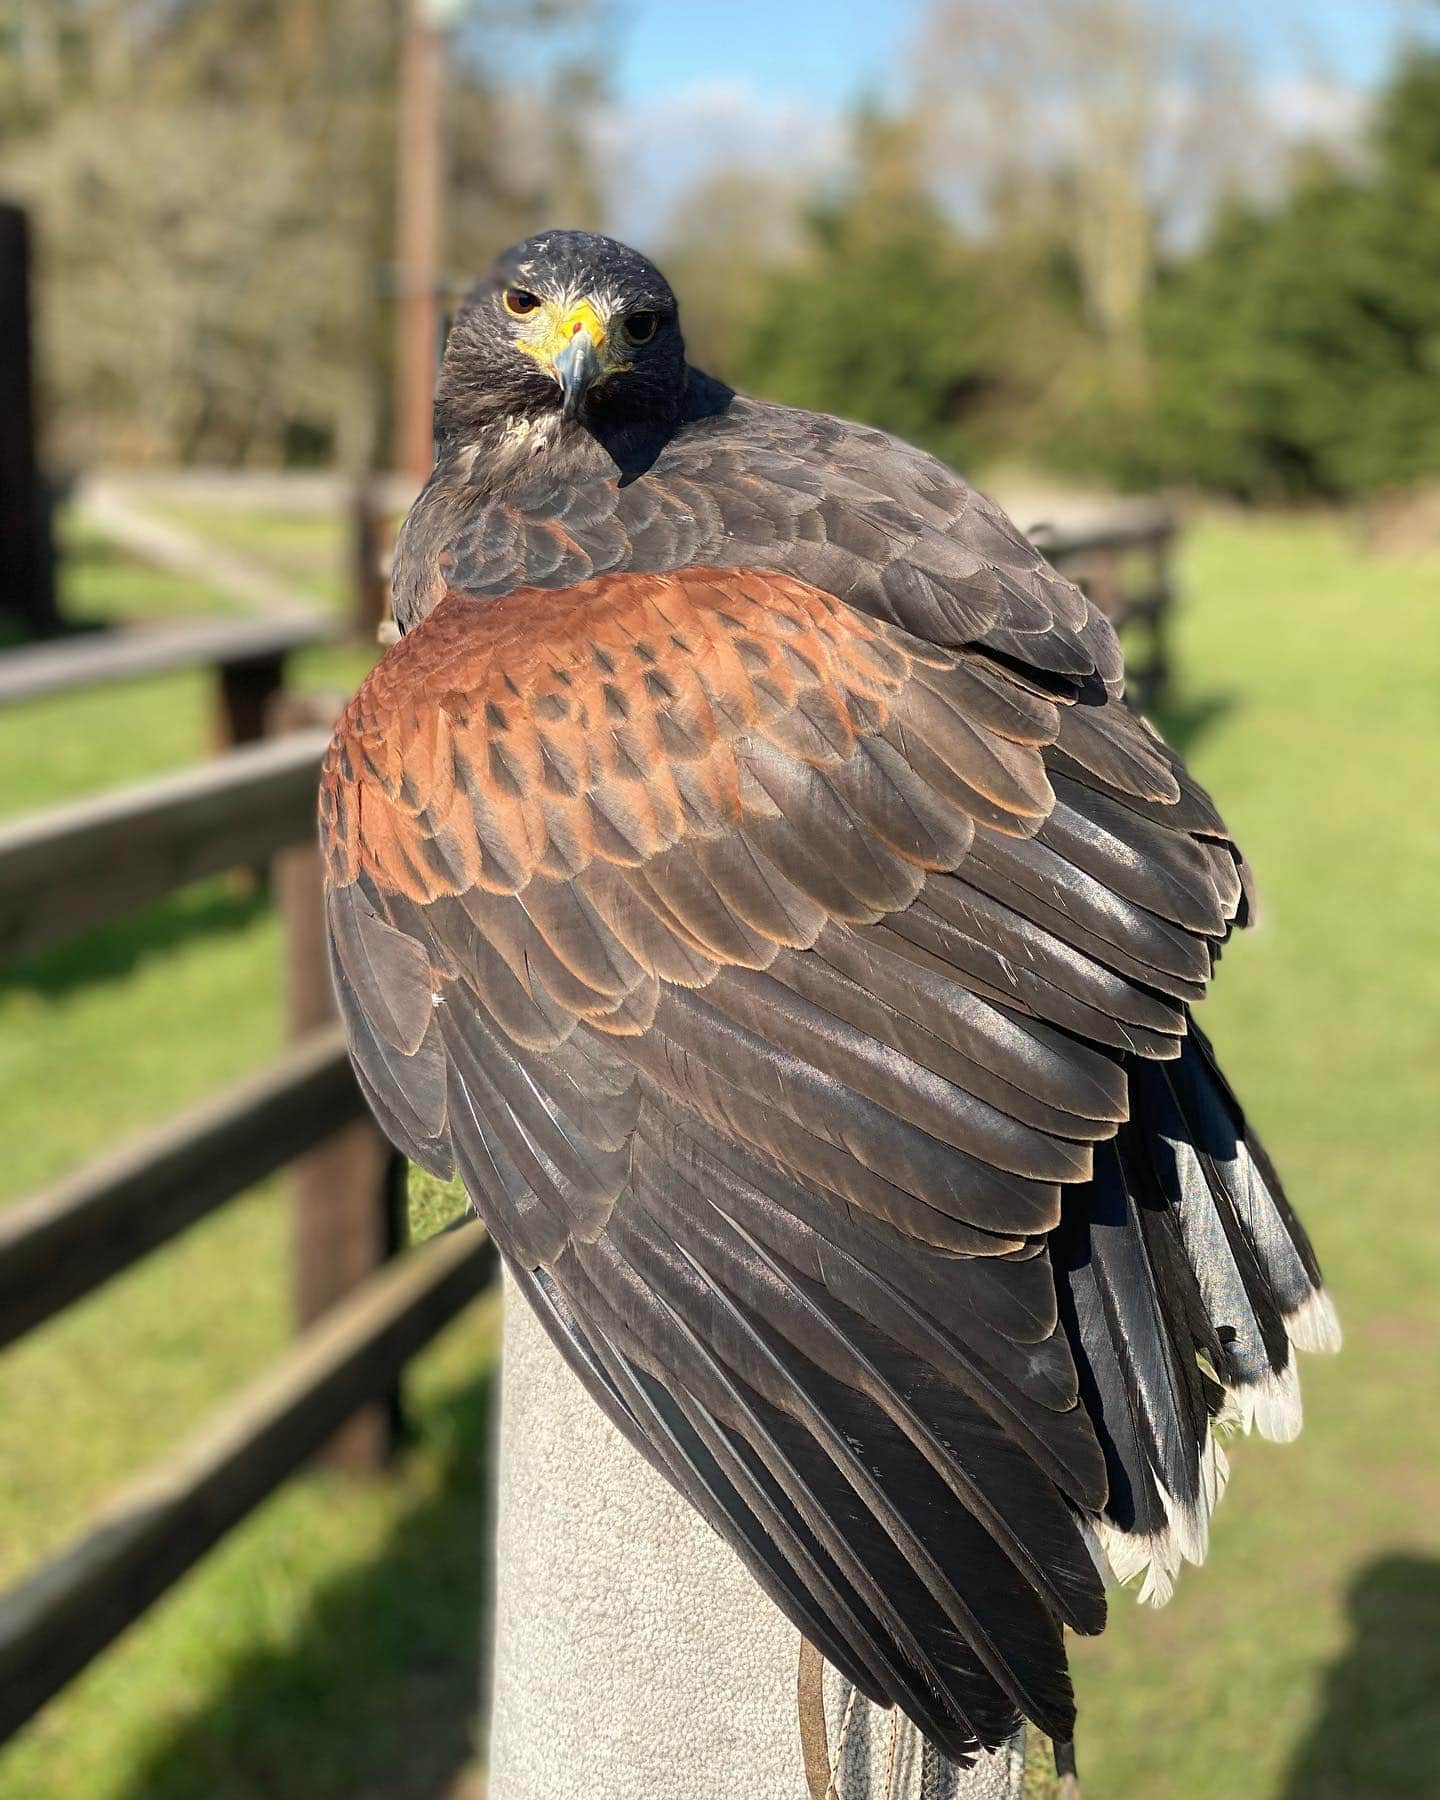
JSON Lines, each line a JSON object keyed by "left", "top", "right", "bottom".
{"left": 434, "top": 229, "right": 687, "bottom": 445}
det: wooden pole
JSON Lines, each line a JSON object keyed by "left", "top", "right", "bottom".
{"left": 393, "top": 0, "right": 445, "bottom": 484}
{"left": 0, "top": 201, "right": 57, "bottom": 638}
{"left": 270, "top": 691, "right": 407, "bottom": 1471}
{"left": 350, "top": 478, "right": 391, "bottom": 641}
{"left": 1148, "top": 528, "right": 1176, "bottom": 708}
{"left": 216, "top": 653, "right": 289, "bottom": 753}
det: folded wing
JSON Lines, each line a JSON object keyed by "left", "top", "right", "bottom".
{"left": 321, "top": 560, "right": 1323, "bottom": 1757}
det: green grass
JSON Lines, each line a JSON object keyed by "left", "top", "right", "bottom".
{"left": 59, "top": 511, "right": 246, "bottom": 625}
{"left": 148, "top": 501, "right": 350, "bottom": 610}
{"left": 0, "top": 507, "right": 1435, "bottom": 1797}
{"left": 1070, "top": 514, "right": 1440, "bottom": 1798}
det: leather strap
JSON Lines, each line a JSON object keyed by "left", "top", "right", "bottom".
{"left": 797, "top": 1637, "right": 834, "bottom": 1800}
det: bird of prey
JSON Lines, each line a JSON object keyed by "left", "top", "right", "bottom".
{"left": 320, "top": 230, "right": 1339, "bottom": 1765}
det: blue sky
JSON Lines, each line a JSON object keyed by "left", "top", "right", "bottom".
{"left": 610, "top": 0, "right": 1404, "bottom": 112}
{"left": 611, "top": 0, "right": 924, "bottom": 112}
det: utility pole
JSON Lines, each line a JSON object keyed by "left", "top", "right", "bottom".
{"left": 393, "top": 0, "right": 452, "bottom": 482}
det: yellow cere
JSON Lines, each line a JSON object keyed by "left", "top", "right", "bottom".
{"left": 515, "top": 297, "right": 614, "bottom": 370}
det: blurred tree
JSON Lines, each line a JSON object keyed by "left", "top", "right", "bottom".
{"left": 914, "top": 0, "right": 1261, "bottom": 386}
{"left": 731, "top": 112, "right": 1007, "bottom": 470}
{"left": 0, "top": 0, "right": 606, "bottom": 468}
{"left": 6, "top": 1, "right": 1434, "bottom": 499}
{"left": 658, "top": 167, "right": 806, "bottom": 377}
{"left": 1141, "top": 45, "right": 1440, "bottom": 498}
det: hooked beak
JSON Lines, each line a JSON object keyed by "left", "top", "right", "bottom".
{"left": 553, "top": 327, "right": 604, "bottom": 421}
{"left": 514, "top": 296, "right": 618, "bottom": 422}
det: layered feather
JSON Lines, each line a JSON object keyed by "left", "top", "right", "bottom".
{"left": 323, "top": 517, "right": 1337, "bottom": 1761}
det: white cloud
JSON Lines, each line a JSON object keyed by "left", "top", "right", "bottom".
{"left": 1261, "top": 74, "right": 1369, "bottom": 149}
{"left": 591, "top": 79, "right": 849, "bottom": 247}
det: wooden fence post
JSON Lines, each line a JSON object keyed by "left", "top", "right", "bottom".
{"left": 350, "top": 479, "right": 392, "bottom": 641}
{"left": 1147, "top": 527, "right": 1176, "bottom": 706}
{"left": 0, "top": 200, "right": 57, "bottom": 639}
{"left": 270, "top": 691, "right": 406, "bottom": 1471}
{"left": 217, "top": 652, "right": 289, "bottom": 752}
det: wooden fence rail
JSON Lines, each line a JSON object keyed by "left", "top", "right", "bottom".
{"left": 0, "top": 614, "right": 331, "bottom": 710}
{"left": 1035, "top": 502, "right": 1177, "bottom": 708}
{"left": 0, "top": 729, "right": 328, "bottom": 960}
{"left": 0, "top": 610, "right": 338, "bottom": 770}
{"left": 0, "top": 649, "right": 497, "bottom": 1752}
{"left": 0, "top": 1221, "right": 495, "bottom": 1744}
{"left": 0, "top": 1027, "right": 360, "bottom": 1351}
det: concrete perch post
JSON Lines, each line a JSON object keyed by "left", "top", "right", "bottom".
{"left": 486, "top": 1274, "right": 1028, "bottom": 1800}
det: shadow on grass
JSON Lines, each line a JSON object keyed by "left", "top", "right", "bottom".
{"left": 1280, "top": 1554, "right": 1440, "bottom": 1800}
{"left": 119, "top": 1364, "right": 496, "bottom": 1800}
{"left": 0, "top": 881, "right": 269, "bottom": 1000}
{"left": 1145, "top": 688, "right": 1237, "bottom": 760}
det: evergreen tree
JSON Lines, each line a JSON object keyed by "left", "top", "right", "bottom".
{"left": 1143, "top": 47, "right": 1440, "bottom": 498}
{"left": 734, "top": 114, "right": 1007, "bottom": 471}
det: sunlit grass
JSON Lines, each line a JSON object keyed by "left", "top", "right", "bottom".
{"left": 59, "top": 509, "right": 245, "bottom": 624}
{"left": 147, "top": 500, "right": 351, "bottom": 610}
{"left": 1071, "top": 513, "right": 1440, "bottom": 1798}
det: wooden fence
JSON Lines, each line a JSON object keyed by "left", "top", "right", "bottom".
{"left": 1031, "top": 499, "right": 1177, "bottom": 708}
{"left": 0, "top": 622, "right": 497, "bottom": 1748}
{"left": 90, "top": 476, "right": 1178, "bottom": 696}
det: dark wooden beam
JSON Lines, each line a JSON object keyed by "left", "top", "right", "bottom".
{"left": 1039, "top": 516, "right": 1174, "bottom": 562}
{"left": 394, "top": 0, "right": 445, "bottom": 482}
{"left": 216, "top": 653, "right": 291, "bottom": 751}
{"left": 0, "top": 1028, "right": 363, "bottom": 1351}
{"left": 0, "top": 1223, "right": 498, "bottom": 1747}
{"left": 0, "top": 202, "right": 56, "bottom": 638}
{"left": 350, "top": 480, "right": 392, "bottom": 641}
{"left": 0, "top": 729, "right": 330, "bottom": 961}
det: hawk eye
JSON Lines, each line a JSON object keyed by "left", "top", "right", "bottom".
{"left": 503, "top": 288, "right": 541, "bottom": 317}
{"left": 622, "top": 311, "right": 659, "bottom": 345}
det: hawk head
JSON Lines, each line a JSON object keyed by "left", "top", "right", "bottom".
{"left": 434, "top": 230, "right": 687, "bottom": 447}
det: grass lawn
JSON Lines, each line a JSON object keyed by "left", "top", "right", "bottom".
{"left": 146, "top": 499, "right": 351, "bottom": 610}
{"left": 1071, "top": 513, "right": 1440, "bottom": 1798}
{"left": 0, "top": 504, "right": 1435, "bottom": 1797}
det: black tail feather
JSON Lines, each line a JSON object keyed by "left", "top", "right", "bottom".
{"left": 1057, "top": 1023, "right": 1338, "bottom": 1602}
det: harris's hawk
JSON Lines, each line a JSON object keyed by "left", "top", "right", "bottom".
{"left": 320, "top": 231, "right": 1339, "bottom": 1764}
